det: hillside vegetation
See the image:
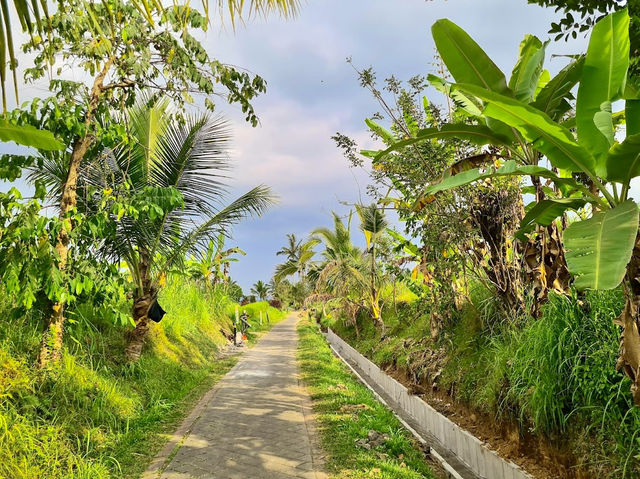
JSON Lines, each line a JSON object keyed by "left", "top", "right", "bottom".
{"left": 0, "top": 277, "right": 284, "bottom": 479}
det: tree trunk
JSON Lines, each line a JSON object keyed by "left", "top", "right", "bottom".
{"left": 471, "top": 185, "right": 525, "bottom": 315}
{"left": 124, "top": 290, "right": 154, "bottom": 362}
{"left": 616, "top": 231, "right": 640, "bottom": 405}
{"left": 125, "top": 257, "right": 156, "bottom": 362}
{"left": 523, "top": 176, "right": 571, "bottom": 318}
{"left": 36, "top": 58, "right": 114, "bottom": 369}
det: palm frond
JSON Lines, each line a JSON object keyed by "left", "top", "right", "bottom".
{"left": 273, "top": 259, "right": 299, "bottom": 282}
{"left": 160, "top": 184, "right": 276, "bottom": 269}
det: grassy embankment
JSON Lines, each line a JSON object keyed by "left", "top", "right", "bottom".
{"left": 297, "top": 318, "right": 436, "bottom": 479}
{"left": 323, "top": 286, "right": 640, "bottom": 478}
{"left": 0, "top": 276, "right": 285, "bottom": 479}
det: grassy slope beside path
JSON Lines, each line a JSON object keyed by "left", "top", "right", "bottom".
{"left": 297, "top": 319, "right": 436, "bottom": 479}
{"left": 0, "top": 277, "right": 285, "bottom": 479}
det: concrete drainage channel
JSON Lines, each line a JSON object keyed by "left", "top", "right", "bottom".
{"left": 324, "top": 328, "right": 533, "bottom": 479}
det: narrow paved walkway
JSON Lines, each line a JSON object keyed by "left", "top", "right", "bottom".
{"left": 147, "top": 315, "right": 325, "bottom": 479}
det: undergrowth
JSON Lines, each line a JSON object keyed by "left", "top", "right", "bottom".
{"left": 0, "top": 276, "right": 284, "bottom": 479}
{"left": 326, "top": 286, "right": 640, "bottom": 478}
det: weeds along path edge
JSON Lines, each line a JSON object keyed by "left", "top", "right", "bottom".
{"left": 297, "top": 318, "right": 439, "bottom": 479}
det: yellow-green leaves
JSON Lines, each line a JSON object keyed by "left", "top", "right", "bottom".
{"left": 509, "top": 34, "right": 546, "bottom": 103}
{"left": 0, "top": 120, "right": 63, "bottom": 150}
{"left": 565, "top": 200, "right": 638, "bottom": 290}
{"left": 576, "top": 9, "right": 630, "bottom": 162}
{"left": 431, "top": 19, "right": 510, "bottom": 95}
{"left": 457, "top": 84, "right": 597, "bottom": 175}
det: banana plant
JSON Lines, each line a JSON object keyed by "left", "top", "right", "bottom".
{"left": 378, "top": 9, "right": 640, "bottom": 404}
{"left": 368, "top": 18, "right": 591, "bottom": 316}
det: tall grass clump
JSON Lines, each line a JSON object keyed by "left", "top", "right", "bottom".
{"left": 324, "top": 281, "right": 640, "bottom": 476}
{"left": 505, "top": 290, "right": 640, "bottom": 476}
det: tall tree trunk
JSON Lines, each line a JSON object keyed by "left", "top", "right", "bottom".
{"left": 616, "top": 231, "right": 640, "bottom": 405}
{"left": 472, "top": 185, "right": 525, "bottom": 315}
{"left": 125, "top": 257, "right": 156, "bottom": 362}
{"left": 36, "top": 58, "right": 114, "bottom": 369}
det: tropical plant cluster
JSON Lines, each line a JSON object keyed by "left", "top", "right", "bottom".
{"left": 285, "top": 7, "right": 640, "bottom": 477}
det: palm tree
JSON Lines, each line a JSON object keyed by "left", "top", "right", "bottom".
{"left": 188, "top": 235, "right": 246, "bottom": 288}
{"left": 273, "top": 238, "right": 318, "bottom": 282}
{"left": 188, "top": 236, "right": 246, "bottom": 288}
{"left": 33, "top": 97, "right": 275, "bottom": 360}
{"left": 276, "top": 233, "right": 303, "bottom": 261}
{"left": 312, "top": 209, "right": 388, "bottom": 329}
{"left": 250, "top": 280, "right": 269, "bottom": 301}
{"left": 356, "top": 203, "right": 389, "bottom": 325}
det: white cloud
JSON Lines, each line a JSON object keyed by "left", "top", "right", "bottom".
{"left": 224, "top": 96, "right": 376, "bottom": 207}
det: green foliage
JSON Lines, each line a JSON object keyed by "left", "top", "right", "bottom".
{"left": 564, "top": 201, "right": 639, "bottom": 290}
{"left": 0, "top": 121, "right": 62, "bottom": 151}
{"left": 0, "top": 276, "right": 243, "bottom": 478}
{"left": 326, "top": 287, "right": 640, "bottom": 477}
{"left": 20, "top": 0, "right": 267, "bottom": 125}
{"left": 380, "top": 10, "right": 639, "bottom": 291}
{"left": 431, "top": 19, "right": 509, "bottom": 94}
{"left": 0, "top": 187, "right": 140, "bottom": 326}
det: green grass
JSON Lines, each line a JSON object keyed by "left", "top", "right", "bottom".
{"left": 0, "top": 276, "right": 284, "bottom": 479}
{"left": 297, "top": 319, "right": 435, "bottom": 479}
{"left": 325, "top": 287, "right": 640, "bottom": 478}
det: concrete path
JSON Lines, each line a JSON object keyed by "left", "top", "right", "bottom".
{"left": 145, "top": 314, "right": 326, "bottom": 479}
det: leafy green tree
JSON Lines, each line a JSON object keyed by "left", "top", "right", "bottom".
{"left": 7, "top": 0, "right": 280, "bottom": 367}
{"left": 227, "top": 280, "right": 244, "bottom": 303}
{"left": 250, "top": 280, "right": 269, "bottom": 301}
{"left": 382, "top": 10, "right": 640, "bottom": 404}
{"left": 336, "top": 63, "right": 526, "bottom": 322}
{"left": 35, "top": 98, "right": 275, "bottom": 360}
{"left": 0, "top": 0, "right": 299, "bottom": 110}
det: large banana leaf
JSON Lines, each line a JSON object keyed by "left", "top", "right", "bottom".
{"left": 516, "top": 197, "right": 588, "bottom": 240}
{"left": 576, "top": 9, "right": 630, "bottom": 162}
{"left": 531, "top": 57, "right": 584, "bottom": 120}
{"left": 428, "top": 74, "right": 482, "bottom": 117}
{"left": 431, "top": 19, "right": 510, "bottom": 95}
{"left": 457, "top": 84, "right": 597, "bottom": 175}
{"left": 509, "top": 34, "right": 546, "bottom": 103}
{"left": 626, "top": 99, "right": 640, "bottom": 136}
{"left": 422, "top": 159, "right": 587, "bottom": 197}
{"left": 564, "top": 199, "right": 638, "bottom": 290}
{"left": 605, "top": 133, "right": 640, "bottom": 183}
{"left": 372, "top": 124, "right": 512, "bottom": 162}
{"left": 0, "top": 120, "right": 63, "bottom": 150}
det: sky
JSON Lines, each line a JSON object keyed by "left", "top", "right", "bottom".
{"left": 1, "top": 0, "right": 595, "bottom": 294}
{"left": 207, "top": 0, "right": 589, "bottom": 293}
